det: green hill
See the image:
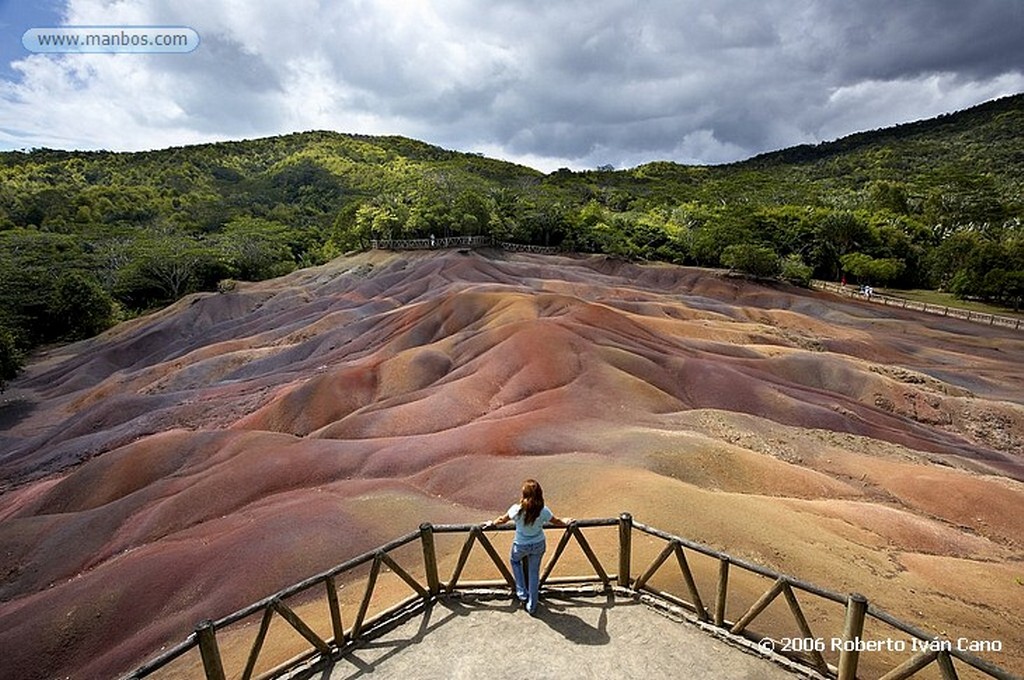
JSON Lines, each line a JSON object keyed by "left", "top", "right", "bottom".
{"left": 1, "top": 94, "right": 1022, "bottom": 386}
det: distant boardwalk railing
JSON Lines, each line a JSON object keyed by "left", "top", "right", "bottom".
{"left": 813, "top": 280, "right": 1023, "bottom": 332}
{"left": 124, "top": 515, "right": 1016, "bottom": 680}
{"left": 496, "top": 241, "right": 562, "bottom": 254}
{"left": 370, "top": 236, "right": 561, "bottom": 254}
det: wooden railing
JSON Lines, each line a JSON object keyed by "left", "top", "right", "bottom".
{"left": 495, "top": 240, "right": 561, "bottom": 254}
{"left": 370, "top": 235, "right": 494, "bottom": 250}
{"left": 812, "top": 281, "right": 1023, "bottom": 332}
{"left": 123, "top": 515, "right": 1016, "bottom": 680}
{"left": 369, "top": 236, "right": 561, "bottom": 254}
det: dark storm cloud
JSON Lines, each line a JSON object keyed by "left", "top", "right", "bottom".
{"left": 417, "top": 1, "right": 822, "bottom": 161}
{"left": 156, "top": 33, "right": 285, "bottom": 135}
{"left": 1, "top": 0, "right": 1021, "bottom": 167}
{"left": 806, "top": 1, "right": 1024, "bottom": 81}
{"left": 424, "top": 0, "right": 1024, "bottom": 167}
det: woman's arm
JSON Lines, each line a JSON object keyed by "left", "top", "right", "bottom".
{"left": 485, "top": 513, "right": 510, "bottom": 527}
{"left": 548, "top": 515, "right": 573, "bottom": 527}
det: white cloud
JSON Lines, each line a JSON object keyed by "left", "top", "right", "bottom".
{"left": 0, "top": 52, "right": 204, "bottom": 150}
{"left": 817, "top": 72, "right": 1024, "bottom": 140}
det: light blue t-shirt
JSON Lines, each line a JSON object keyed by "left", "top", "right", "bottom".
{"left": 508, "top": 503, "right": 553, "bottom": 545}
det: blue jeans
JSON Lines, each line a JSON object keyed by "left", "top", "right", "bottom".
{"left": 510, "top": 540, "right": 546, "bottom": 614}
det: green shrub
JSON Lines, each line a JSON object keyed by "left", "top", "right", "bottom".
{"left": 721, "top": 243, "right": 781, "bottom": 278}
{"left": 781, "top": 254, "right": 813, "bottom": 286}
{"left": 0, "top": 324, "right": 22, "bottom": 392}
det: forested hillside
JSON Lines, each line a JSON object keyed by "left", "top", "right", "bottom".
{"left": 1, "top": 93, "right": 1023, "bottom": 387}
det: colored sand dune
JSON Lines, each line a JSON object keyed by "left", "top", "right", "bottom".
{"left": 1, "top": 250, "right": 1022, "bottom": 678}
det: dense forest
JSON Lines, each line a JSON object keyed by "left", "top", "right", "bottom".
{"left": 1, "top": 93, "right": 1023, "bottom": 388}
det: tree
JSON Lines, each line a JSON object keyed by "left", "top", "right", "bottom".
{"left": 722, "top": 243, "right": 781, "bottom": 278}
{"left": 215, "top": 217, "right": 295, "bottom": 280}
{"left": 840, "top": 252, "right": 905, "bottom": 285}
{"left": 118, "top": 231, "right": 223, "bottom": 304}
{"left": 924, "top": 173, "right": 1007, "bottom": 229}
{"left": 518, "top": 189, "right": 569, "bottom": 247}
{"left": 690, "top": 209, "right": 755, "bottom": 266}
{"left": 813, "top": 211, "right": 875, "bottom": 280}
{"left": 0, "top": 228, "right": 99, "bottom": 345}
{"left": 927, "top": 230, "right": 982, "bottom": 290}
{"left": 0, "top": 323, "right": 21, "bottom": 392}
{"left": 354, "top": 202, "right": 406, "bottom": 242}
{"left": 1003, "top": 271, "right": 1024, "bottom": 310}
{"left": 268, "top": 159, "right": 343, "bottom": 212}
{"left": 867, "top": 180, "right": 909, "bottom": 215}
{"left": 48, "top": 271, "right": 116, "bottom": 340}
{"left": 780, "top": 254, "right": 813, "bottom": 286}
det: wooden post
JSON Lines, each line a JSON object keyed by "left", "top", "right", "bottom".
{"left": 446, "top": 530, "right": 478, "bottom": 592}
{"left": 782, "top": 584, "right": 829, "bottom": 674}
{"left": 935, "top": 650, "right": 959, "bottom": 680}
{"left": 837, "top": 593, "right": 868, "bottom": 680}
{"left": 195, "top": 620, "right": 226, "bottom": 680}
{"left": 540, "top": 525, "right": 574, "bottom": 585}
{"left": 380, "top": 552, "right": 429, "bottom": 598}
{"left": 672, "top": 543, "right": 708, "bottom": 622}
{"left": 325, "top": 576, "right": 345, "bottom": 648}
{"left": 571, "top": 524, "right": 610, "bottom": 586}
{"left": 618, "top": 513, "right": 632, "bottom": 587}
{"left": 241, "top": 608, "right": 274, "bottom": 680}
{"left": 273, "top": 599, "right": 331, "bottom": 654}
{"left": 714, "top": 557, "right": 729, "bottom": 627}
{"left": 420, "top": 523, "right": 440, "bottom": 595}
{"left": 474, "top": 528, "right": 516, "bottom": 586}
{"left": 730, "top": 577, "right": 786, "bottom": 634}
{"left": 876, "top": 650, "right": 939, "bottom": 680}
{"left": 351, "top": 554, "right": 383, "bottom": 639}
{"left": 634, "top": 540, "right": 675, "bottom": 591}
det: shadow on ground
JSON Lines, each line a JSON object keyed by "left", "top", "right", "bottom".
{"left": 310, "top": 593, "right": 804, "bottom": 680}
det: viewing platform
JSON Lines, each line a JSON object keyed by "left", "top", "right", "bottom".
{"left": 301, "top": 589, "right": 809, "bottom": 679}
{"left": 125, "top": 515, "right": 1016, "bottom": 680}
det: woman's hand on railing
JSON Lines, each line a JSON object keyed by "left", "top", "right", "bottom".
{"left": 487, "top": 513, "right": 511, "bottom": 528}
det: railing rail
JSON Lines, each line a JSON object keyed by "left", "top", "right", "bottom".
{"left": 122, "top": 514, "right": 1016, "bottom": 680}
{"left": 495, "top": 240, "right": 562, "bottom": 254}
{"left": 812, "top": 280, "right": 1024, "bottom": 332}
{"left": 369, "top": 236, "right": 561, "bottom": 254}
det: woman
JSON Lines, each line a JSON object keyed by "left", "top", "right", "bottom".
{"left": 486, "top": 479, "right": 572, "bottom": 615}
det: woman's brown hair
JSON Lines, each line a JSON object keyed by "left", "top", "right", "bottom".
{"left": 520, "top": 479, "right": 545, "bottom": 525}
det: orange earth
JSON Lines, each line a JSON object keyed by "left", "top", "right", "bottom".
{"left": 0, "top": 249, "right": 1022, "bottom": 679}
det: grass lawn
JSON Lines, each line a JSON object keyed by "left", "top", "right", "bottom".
{"left": 880, "top": 288, "right": 1024, "bottom": 319}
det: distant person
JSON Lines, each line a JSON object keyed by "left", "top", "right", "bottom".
{"left": 485, "top": 479, "right": 572, "bottom": 615}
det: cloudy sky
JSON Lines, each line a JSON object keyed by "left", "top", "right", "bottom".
{"left": 1, "top": 0, "right": 1022, "bottom": 171}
